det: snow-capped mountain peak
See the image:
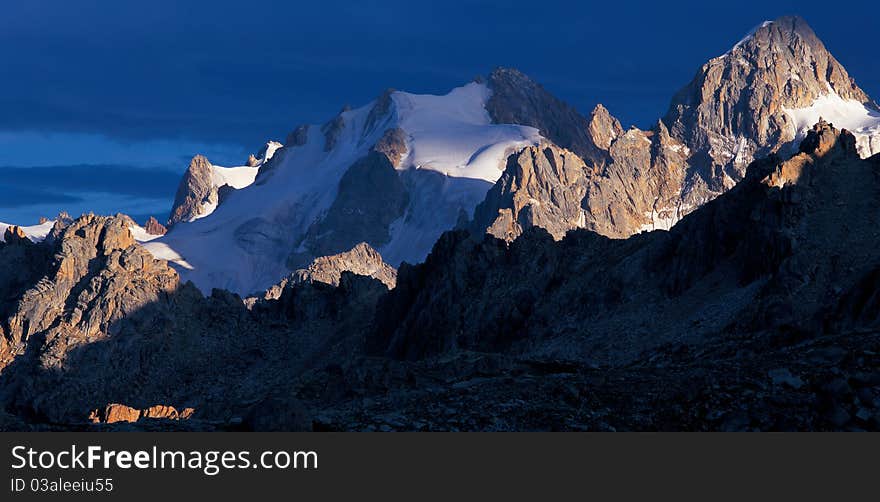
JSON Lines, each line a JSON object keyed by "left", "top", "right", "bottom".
{"left": 145, "top": 81, "right": 543, "bottom": 295}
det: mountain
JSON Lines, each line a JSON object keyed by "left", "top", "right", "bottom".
{"left": 467, "top": 15, "right": 880, "bottom": 240}
{"left": 2, "top": 15, "right": 880, "bottom": 431}
{"left": 2, "top": 123, "right": 879, "bottom": 431}
{"left": 125, "top": 16, "right": 875, "bottom": 296}
{"left": 665, "top": 16, "right": 879, "bottom": 204}
{"left": 374, "top": 121, "right": 880, "bottom": 362}
{"left": 3, "top": 17, "right": 876, "bottom": 289}
{"left": 148, "top": 82, "right": 543, "bottom": 295}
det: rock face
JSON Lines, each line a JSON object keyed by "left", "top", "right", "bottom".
{"left": 292, "top": 242, "right": 397, "bottom": 289}
{"left": 582, "top": 121, "right": 690, "bottom": 237}
{"left": 471, "top": 144, "right": 590, "bottom": 241}
{"left": 664, "top": 15, "right": 877, "bottom": 204}
{"left": 588, "top": 104, "right": 624, "bottom": 151}
{"left": 470, "top": 118, "right": 691, "bottom": 240}
{"left": 373, "top": 124, "right": 880, "bottom": 366}
{"left": 2, "top": 226, "right": 28, "bottom": 244}
{"left": 0, "top": 214, "right": 388, "bottom": 429}
{"left": 167, "top": 155, "right": 216, "bottom": 227}
{"left": 88, "top": 403, "right": 195, "bottom": 424}
{"left": 485, "top": 67, "right": 610, "bottom": 167}
{"left": 0, "top": 215, "right": 178, "bottom": 372}
{"left": 372, "top": 127, "right": 407, "bottom": 168}
{"left": 143, "top": 217, "right": 167, "bottom": 236}
{"left": 296, "top": 151, "right": 409, "bottom": 264}
{"left": 477, "top": 66, "right": 696, "bottom": 240}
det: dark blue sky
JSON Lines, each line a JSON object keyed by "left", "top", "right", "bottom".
{"left": 2, "top": 0, "right": 877, "bottom": 150}
{"left": 0, "top": 0, "right": 877, "bottom": 223}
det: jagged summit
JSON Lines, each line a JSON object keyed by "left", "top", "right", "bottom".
{"left": 664, "top": 15, "right": 878, "bottom": 199}
{"left": 484, "top": 67, "right": 612, "bottom": 167}
{"left": 723, "top": 16, "right": 871, "bottom": 104}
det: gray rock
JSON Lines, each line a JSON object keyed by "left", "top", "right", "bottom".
{"left": 298, "top": 151, "right": 408, "bottom": 262}
{"left": 292, "top": 242, "right": 397, "bottom": 289}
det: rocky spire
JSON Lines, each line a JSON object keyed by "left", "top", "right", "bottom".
{"left": 144, "top": 216, "right": 167, "bottom": 236}
{"left": 588, "top": 104, "right": 624, "bottom": 151}
{"left": 167, "top": 155, "right": 216, "bottom": 228}
{"left": 485, "top": 67, "right": 613, "bottom": 168}
{"left": 663, "top": 15, "right": 876, "bottom": 198}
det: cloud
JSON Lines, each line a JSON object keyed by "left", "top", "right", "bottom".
{"left": 0, "top": 131, "right": 249, "bottom": 170}
{"left": 0, "top": 162, "right": 185, "bottom": 225}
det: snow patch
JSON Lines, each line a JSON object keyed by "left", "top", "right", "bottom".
{"left": 141, "top": 241, "right": 194, "bottom": 270}
{"left": 211, "top": 165, "right": 259, "bottom": 189}
{"left": 393, "top": 83, "right": 541, "bottom": 182}
{"left": 0, "top": 220, "right": 55, "bottom": 242}
{"left": 783, "top": 90, "right": 880, "bottom": 158}
{"left": 129, "top": 225, "right": 163, "bottom": 242}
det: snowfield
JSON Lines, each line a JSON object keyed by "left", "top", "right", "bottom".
{"left": 185, "top": 143, "right": 279, "bottom": 223}
{"left": 783, "top": 89, "right": 880, "bottom": 158}
{"left": 144, "top": 82, "right": 543, "bottom": 295}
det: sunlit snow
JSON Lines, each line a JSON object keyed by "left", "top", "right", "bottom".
{"left": 783, "top": 89, "right": 880, "bottom": 158}
{"left": 145, "top": 82, "right": 543, "bottom": 295}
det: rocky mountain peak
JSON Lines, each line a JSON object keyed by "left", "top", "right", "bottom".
{"left": 167, "top": 155, "right": 215, "bottom": 227}
{"left": 471, "top": 143, "right": 590, "bottom": 242}
{"left": 663, "top": 15, "right": 877, "bottom": 212}
{"left": 728, "top": 16, "right": 871, "bottom": 104}
{"left": 798, "top": 119, "right": 859, "bottom": 157}
{"left": 144, "top": 217, "right": 167, "bottom": 236}
{"left": 588, "top": 104, "right": 624, "bottom": 151}
{"left": 485, "top": 67, "right": 611, "bottom": 167}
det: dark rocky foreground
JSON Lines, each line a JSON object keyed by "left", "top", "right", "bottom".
{"left": 1, "top": 123, "right": 879, "bottom": 431}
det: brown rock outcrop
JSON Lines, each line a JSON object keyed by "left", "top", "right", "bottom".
{"left": 167, "top": 155, "right": 216, "bottom": 227}
{"left": 3, "top": 226, "right": 29, "bottom": 245}
{"left": 143, "top": 216, "right": 167, "bottom": 236}
{"left": 372, "top": 127, "right": 407, "bottom": 167}
{"left": 89, "top": 404, "right": 195, "bottom": 424}
{"left": 293, "top": 242, "right": 397, "bottom": 289}
{"left": 90, "top": 404, "right": 141, "bottom": 424}
{"left": 471, "top": 144, "right": 590, "bottom": 241}
{"left": 1, "top": 215, "right": 177, "bottom": 372}
{"left": 583, "top": 121, "right": 689, "bottom": 237}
